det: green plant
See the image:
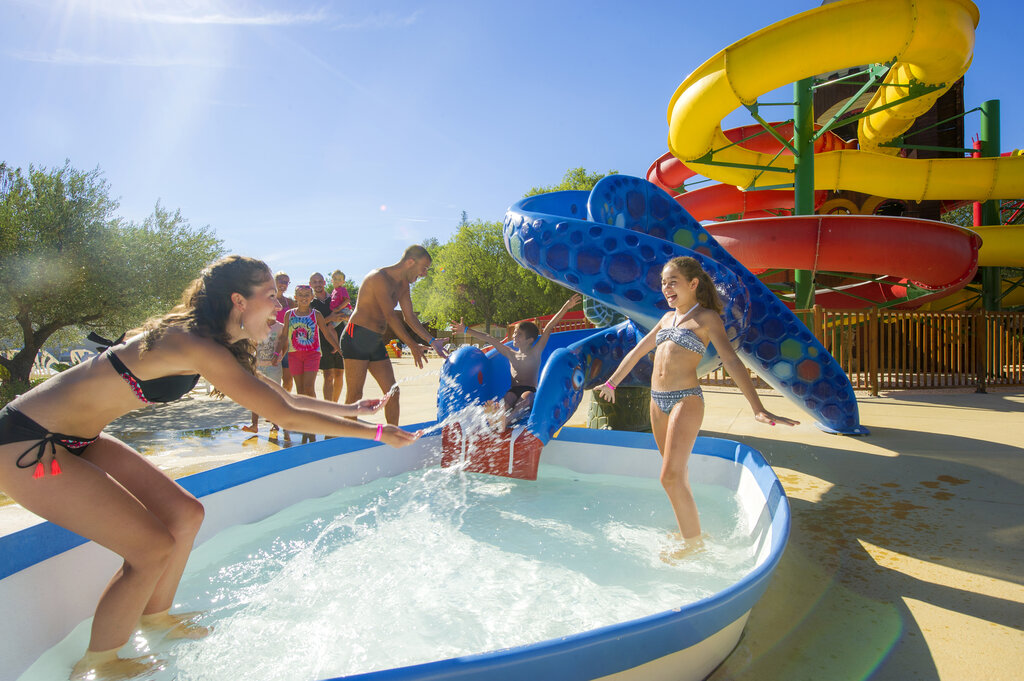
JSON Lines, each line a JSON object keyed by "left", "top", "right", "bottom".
{"left": 0, "top": 376, "right": 47, "bottom": 408}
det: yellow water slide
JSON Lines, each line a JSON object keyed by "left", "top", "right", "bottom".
{"left": 666, "top": 0, "right": 1024, "bottom": 266}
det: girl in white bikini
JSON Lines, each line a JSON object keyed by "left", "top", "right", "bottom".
{"left": 597, "top": 256, "right": 797, "bottom": 560}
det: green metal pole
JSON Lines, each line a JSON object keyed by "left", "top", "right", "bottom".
{"left": 793, "top": 78, "right": 815, "bottom": 312}
{"left": 979, "top": 99, "right": 1001, "bottom": 311}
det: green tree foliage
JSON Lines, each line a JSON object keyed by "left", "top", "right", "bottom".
{"left": 942, "top": 199, "right": 1023, "bottom": 278}
{"left": 941, "top": 202, "right": 972, "bottom": 229}
{"left": 412, "top": 220, "right": 570, "bottom": 333}
{"left": 0, "top": 161, "right": 224, "bottom": 383}
{"left": 942, "top": 198, "right": 1024, "bottom": 228}
{"left": 412, "top": 167, "right": 615, "bottom": 335}
{"left": 524, "top": 166, "right": 617, "bottom": 196}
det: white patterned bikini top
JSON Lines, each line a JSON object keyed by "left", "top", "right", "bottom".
{"left": 656, "top": 304, "right": 707, "bottom": 356}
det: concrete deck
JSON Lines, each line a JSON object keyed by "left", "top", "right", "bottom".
{"left": 2, "top": 356, "right": 1022, "bottom": 680}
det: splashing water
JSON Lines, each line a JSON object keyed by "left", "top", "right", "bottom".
{"left": 20, "top": 462, "right": 758, "bottom": 681}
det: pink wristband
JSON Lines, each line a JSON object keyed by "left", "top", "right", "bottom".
{"left": 604, "top": 380, "right": 616, "bottom": 391}
{"left": 374, "top": 423, "right": 384, "bottom": 441}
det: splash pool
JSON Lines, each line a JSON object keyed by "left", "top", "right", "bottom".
{"left": 0, "top": 427, "right": 788, "bottom": 681}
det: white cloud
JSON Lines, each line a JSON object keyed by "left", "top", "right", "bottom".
{"left": 89, "top": 3, "right": 420, "bottom": 30}
{"left": 98, "top": 2, "right": 330, "bottom": 27}
{"left": 332, "top": 10, "right": 423, "bottom": 31}
{"left": 8, "top": 48, "right": 220, "bottom": 68}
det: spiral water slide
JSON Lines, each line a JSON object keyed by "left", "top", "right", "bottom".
{"left": 650, "top": 0, "right": 1024, "bottom": 308}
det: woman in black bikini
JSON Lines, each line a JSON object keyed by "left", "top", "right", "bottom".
{"left": 0, "top": 256, "right": 418, "bottom": 680}
{"left": 597, "top": 257, "right": 797, "bottom": 560}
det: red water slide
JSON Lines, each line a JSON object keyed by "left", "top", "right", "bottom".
{"left": 706, "top": 215, "right": 980, "bottom": 308}
{"left": 647, "top": 122, "right": 851, "bottom": 221}
{"left": 647, "top": 123, "right": 981, "bottom": 308}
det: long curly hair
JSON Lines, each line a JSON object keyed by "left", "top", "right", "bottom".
{"left": 141, "top": 255, "right": 272, "bottom": 382}
{"left": 665, "top": 256, "right": 723, "bottom": 314}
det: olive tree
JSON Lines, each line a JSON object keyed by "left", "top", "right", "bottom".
{"left": 0, "top": 162, "right": 223, "bottom": 383}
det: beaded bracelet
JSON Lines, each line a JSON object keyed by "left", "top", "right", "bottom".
{"left": 374, "top": 423, "right": 384, "bottom": 441}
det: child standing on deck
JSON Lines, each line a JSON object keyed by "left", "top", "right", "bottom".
{"left": 274, "top": 285, "right": 343, "bottom": 441}
{"left": 452, "top": 293, "right": 581, "bottom": 429}
{"left": 597, "top": 257, "right": 797, "bottom": 560}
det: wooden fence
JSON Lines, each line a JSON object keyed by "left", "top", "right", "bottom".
{"left": 465, "top": 308, "right": 1023, "bottom": 394}
{"left": 701, "top": 308, "right": 1024, "bottom": 394}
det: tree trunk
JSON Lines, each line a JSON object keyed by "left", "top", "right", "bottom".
{"left": 2, "top": 346, "right": 39, "bottom": 385}
{"left": 587, "top": 386, "right": 652, "bottom": 432}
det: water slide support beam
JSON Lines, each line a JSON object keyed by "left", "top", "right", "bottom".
{"left": 812, "top": 63, "right": 888, "bottom": 142}
{"left": 793, "top": 77, "right": 815, "bottom": 313}
{"left": 979, "top": 100, "right": 1002, "bottom": 311}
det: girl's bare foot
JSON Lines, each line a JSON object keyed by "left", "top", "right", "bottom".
{"left": 241, "top": 424, "right": 258, "bottom": 434}
{"left": 660, "top": 532, "right": 708, "bottom": 563}
{"left": 70, "top": 648, "right": 164, "bottom": 680}
{"left": 140, "top": 610, "right": 212, "bottom": 640}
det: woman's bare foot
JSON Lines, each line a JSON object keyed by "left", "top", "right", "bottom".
{"left": 241, "top": 424, "right": 258, "bottom": 434}
{"left": 140, "top": 610, "right": 212, "bottom": 640}
{"left": 70, "top": 649, "right": 163, "bottom": 681}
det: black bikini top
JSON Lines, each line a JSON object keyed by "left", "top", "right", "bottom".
{"left": 105, "top": 349, "right": 200, "bottom": 404}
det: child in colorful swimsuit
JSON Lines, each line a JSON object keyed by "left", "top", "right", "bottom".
{"left": 453, "top": 293, "right": 581, "bottom": 429}
{"left": 597, "top": 257, "right": 797, "bottom": 560}
{"left": 0, "top": 256, "right": 418, "bottom": 681}
{"left": 274, "top": 285, "right": 342, "bottom": 399}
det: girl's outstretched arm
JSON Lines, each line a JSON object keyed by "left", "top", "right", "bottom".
{"left": 703, "top": 312, "right": 799, "bottom": 426}
{"left": 595, "top": 321, "right": 662, "bottom": 403}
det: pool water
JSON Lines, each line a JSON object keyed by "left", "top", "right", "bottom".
{"left": 21, "top": 463, "right": 758, "bottom": 681}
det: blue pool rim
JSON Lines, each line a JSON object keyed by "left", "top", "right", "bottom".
{"left": 0, "top": 425, "right": 790, "bottom": 681}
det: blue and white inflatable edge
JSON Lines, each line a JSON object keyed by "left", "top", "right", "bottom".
{"left": 0, "top": 427, "right": 789, "bottom": 681}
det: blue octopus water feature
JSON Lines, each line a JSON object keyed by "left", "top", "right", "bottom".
{"left": 438, "top": 175, "right": 865, "bottom": 479}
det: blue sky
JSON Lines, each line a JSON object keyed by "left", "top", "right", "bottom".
{"left": 3, "top": 0, "right": 1021, "bottom": 289}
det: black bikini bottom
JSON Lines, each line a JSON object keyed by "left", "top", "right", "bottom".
{"left": 0, "top": 404, "right": 98, "bottom": 478}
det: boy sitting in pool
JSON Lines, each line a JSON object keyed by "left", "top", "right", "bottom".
{"left": 452, "top": 294, "right": 581, "bottom": 430}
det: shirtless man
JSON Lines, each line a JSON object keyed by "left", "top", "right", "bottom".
{"left": 341, "top": 245, "right": 448, "bottom": 425}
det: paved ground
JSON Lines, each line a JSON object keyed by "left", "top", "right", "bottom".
{"left": 2, "top": 356, "right": 1022, "bottom": 680}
